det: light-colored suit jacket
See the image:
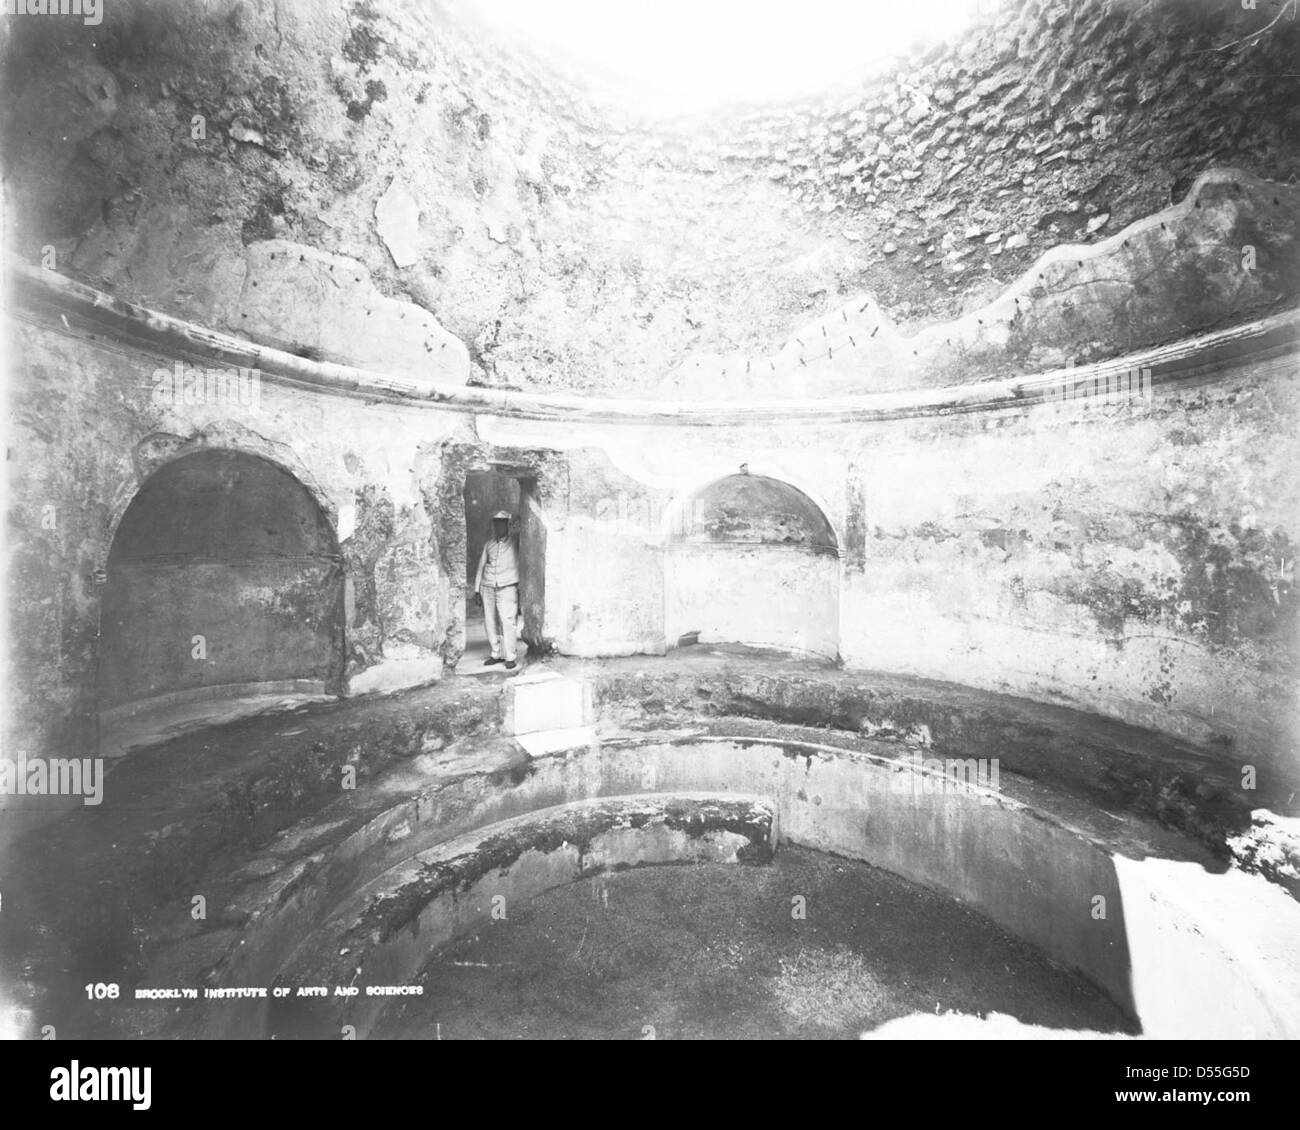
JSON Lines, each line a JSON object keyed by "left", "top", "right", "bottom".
{"left": 475, "top": 535, "right": 519, "bottom": 592}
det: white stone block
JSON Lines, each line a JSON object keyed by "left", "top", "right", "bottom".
{"left": 503, "top": 671, "right": 592, "bottom": 736}
{"left": 516, "top": 725, "right": 598, "bottom": 759}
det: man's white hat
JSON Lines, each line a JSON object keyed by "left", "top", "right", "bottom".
{"left": 492, "top": 510, "right": 512, "bottom": 520}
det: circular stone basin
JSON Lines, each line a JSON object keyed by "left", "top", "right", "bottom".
{"left": 173, "top": 730, "right": 1300, "bottom": 1042}
{"left": 370, "top": 845, "right": 1135, "bottom": 1040}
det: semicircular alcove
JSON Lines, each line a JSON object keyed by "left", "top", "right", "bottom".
{"left": 98, "top": 449, "right": 345, "bottom": 714}
{"left": 665, "top": 473, "right": 840, "bottom": 660}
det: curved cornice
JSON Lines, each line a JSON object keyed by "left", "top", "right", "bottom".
{"left": 7, "top": 260, "right": 1298, "bottom": 427}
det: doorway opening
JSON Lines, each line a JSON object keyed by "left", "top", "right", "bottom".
{"left": 460, "top": 469, "right": 546, "bottom": 674}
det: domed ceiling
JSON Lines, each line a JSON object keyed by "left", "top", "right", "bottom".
{"left": 2, "top": 0, "right": 1297, "bottom": 396}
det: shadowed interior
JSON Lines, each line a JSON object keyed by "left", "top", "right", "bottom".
{"left": 99, "top": 450, "right": 345, "bottom": 709}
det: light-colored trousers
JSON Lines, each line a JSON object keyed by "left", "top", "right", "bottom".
{"left": 482, "top": 583, "right": 518, "bottom": 661}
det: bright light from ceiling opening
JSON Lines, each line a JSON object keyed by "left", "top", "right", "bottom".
{"left": 457, "top": 0, "right": 992, "bottom": 114}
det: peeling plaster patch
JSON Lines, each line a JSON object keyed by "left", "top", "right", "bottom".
{"left": 375, "top": 179, "right": 421, "bottom": 268}
{"left": 228, "top": 241, "right": 470, "bottom": 386}
{"left": 663, "top": 170, "right": 1300, "bottom": 400}
{"left": 347, "top": 657, "right": 443, "bottom": 696}
{"left": 229, "top": 118, "right": 269, "bottom": 148}
{"left": 337, "top": 503, "right": 357, "bottom": 542}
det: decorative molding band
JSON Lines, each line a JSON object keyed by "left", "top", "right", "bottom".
{"left": 8, "top": 260, "right": 1298, "bottom": 427}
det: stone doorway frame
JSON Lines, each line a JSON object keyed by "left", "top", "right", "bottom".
{"left": 438, "top": 443, "right": 561, "bottom": 670}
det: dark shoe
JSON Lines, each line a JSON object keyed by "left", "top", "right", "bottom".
{"left": 504, "top": 660, "right": 517, "bottom": 670}
{"left": 483, "top": 656, "right": 504, "bottom": 666}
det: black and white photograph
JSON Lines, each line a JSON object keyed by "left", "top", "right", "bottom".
{"left": 1, "top": 0, "right": 1298, "bottom": 1087}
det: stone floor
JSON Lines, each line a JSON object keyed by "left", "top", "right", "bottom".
{"left": 100, "top": 690, "right": 336, "bottom": 761}
{"left": 91, "top": 612, "right": 528, "bottom": 764}
{"left": 455, "top": 608, "right": 530, "bottom": 676}
{"left": 373, "top": 845, "right": 1137, "bottom": 1040}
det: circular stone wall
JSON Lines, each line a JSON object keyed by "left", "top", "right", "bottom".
{"left": 167, "top": 725, "right": 1300, "bottom": 1042}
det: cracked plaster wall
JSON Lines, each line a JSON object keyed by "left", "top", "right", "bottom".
{"left": 3, "top": 0, "right": 1298, "bottom": 794}
{"left": 2, "top": 0, "right": 1298, "bottom": 397}
{"left": 5, "top": 311, "right": 1297, "bottom": 790}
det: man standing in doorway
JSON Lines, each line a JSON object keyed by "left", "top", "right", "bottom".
{"left": 474, "top": 509, "right": 520, "bottom": 670}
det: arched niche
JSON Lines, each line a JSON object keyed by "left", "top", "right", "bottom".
{"left": 665, "top": 472, "right": 840, "bottom": 660}
{"left": 98, "top": 449, "right": 345, "bottom": 713}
